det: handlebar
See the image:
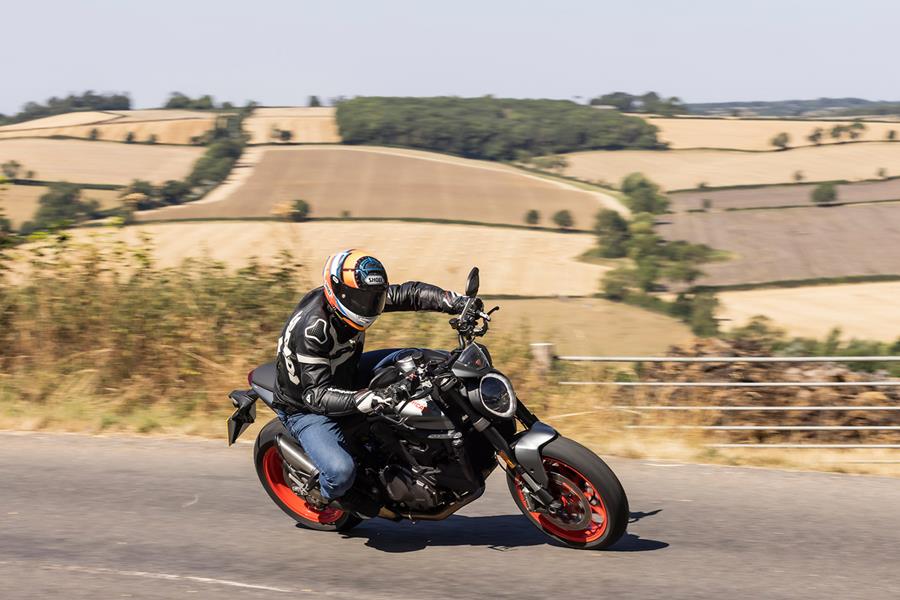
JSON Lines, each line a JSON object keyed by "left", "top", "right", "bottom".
{"left": 450, "top": 300, "right": 499, "bottom": 347}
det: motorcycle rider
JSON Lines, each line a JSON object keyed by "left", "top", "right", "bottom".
{"left": 272, "top": 249, "right": 480, "bottom": 517}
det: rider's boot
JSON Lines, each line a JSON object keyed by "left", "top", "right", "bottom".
{"left": 330, "top": 488, "right": 381, "bottom": 519}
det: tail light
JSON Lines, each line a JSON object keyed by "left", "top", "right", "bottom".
{"left": 247, "top": 369, "right": 255, "bottom": 387}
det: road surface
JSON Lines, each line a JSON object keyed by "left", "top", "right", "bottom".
{"left": 1, "top": 431, "right": 898, "bottom": 599}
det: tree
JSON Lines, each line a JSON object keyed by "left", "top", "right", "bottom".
{"left": 552, "top": 209, "right": 574, "bottom": 229}
{"left": 688, "top": 293, "right": 719, "bottom": 336}
{"left": 620, "top": 173, "right": 669, "bottom": 214}
{"left": 125, "top": 131, "right": 136, "bottom": 143}
{"left": 279, "top": 129, "right": 293, "bottom": 142}
{"left": 701, "top": 198, "right": 712, "bottom": 211}
{"left": 158, "top": 179, "right": 191, "bottom": 204}
{"left": 593, "top": 209, "right": 630, "bottom": 257}
{"left": 290, "top": 199, "right": 311, "bottom": 221}
{"left": 308, "top": 95, "right": 322, "bottom": 107}
{"left": 30, "top": 183, "right": 100, "bottom": 230}
{"left": 848, "top": 122, "right": 865, "bottom": 140}
{"left": 770, "top": 132, "right": 790, "bottom": 150}
{"left": 88, "top": 128, "right": 100, "bottom": 141}
{"left": 877, "top": 168, "right": 887, "bottom": 179}
{"left": 807, "top": 127, "right": 823, "bottom": 145}
{"left": 524, "top": 209, "right": 540, "bottom": 225}
{"left": 793, "top": 170, "right": 805, "bottom": 182}
{"left": 811, "top": 182, "right": 837, "bottom": 205}
{"left": 1, "top": 160, "right": 21, "bottom": 179}
{"left": 146, "top": 134, "right": 158, "bottom": 144}
{"left": 601, "top": 267, "right": 634, "bottom": 300}
{"left": 887, "top": 130, "right": 897, "bottom": 141}
{"left": 830, "top": 124, "right": 845, "bottom": 141}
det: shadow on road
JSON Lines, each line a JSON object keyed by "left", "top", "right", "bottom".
{"left": 336, "top": 512, "right": 668, "bottom": 553}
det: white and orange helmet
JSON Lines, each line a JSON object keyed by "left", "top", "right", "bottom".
{"left": 322, "top": 249, "right": 389, "bottom": 330}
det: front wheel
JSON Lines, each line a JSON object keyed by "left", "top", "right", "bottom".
{"left": 507, "top": 436, "right": 629, "bottom": 549}
{"left": 254, "top": 418, "right": 361, "bottom": 532}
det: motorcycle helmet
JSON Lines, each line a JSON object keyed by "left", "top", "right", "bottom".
{"left": 323, "top": 249, "right": 389, "bottom": 330}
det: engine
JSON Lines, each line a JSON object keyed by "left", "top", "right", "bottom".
{"left": 378, "top": 464, "right": 440, "bottom": 512}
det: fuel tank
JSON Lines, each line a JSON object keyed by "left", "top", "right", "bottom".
{"left": 396, "top": 396, "right": 454, "bottom": 430}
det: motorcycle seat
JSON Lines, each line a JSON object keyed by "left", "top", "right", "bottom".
{"left": 251, "top": 362, "right": 277, "bottom": 392}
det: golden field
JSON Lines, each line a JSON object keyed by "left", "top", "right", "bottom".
{"left": 0, "top": 110, "right": 221, "bottom": 145}
{"left": 243, "top": 107, "right": 341, "bottom": 144}
{"left": 139, "top": 145, "right": 620, "bottom": 226}
{"left": 646, "top": 116, "right": 900, "bottom": 150}
{"left": 718, "top": 282, "right": 900, "bottom": 341}
{"left": 0, "top": 184, "right": 121, "bottom": 227}
{"left": 562, "top": 142, "right": 900, "bottom": 190}
{"left": 51, "top": 220, "right": 609, "bottom": 297}
{"left": 0, "top": 139, "right": 203, "bottom": 185}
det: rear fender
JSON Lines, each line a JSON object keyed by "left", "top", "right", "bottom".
{"left": 511, "top": 422, "right": 558, "bottom": 487}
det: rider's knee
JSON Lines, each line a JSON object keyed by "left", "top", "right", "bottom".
{"left": 322, "top": 455, "right": 356, "bottom": 497}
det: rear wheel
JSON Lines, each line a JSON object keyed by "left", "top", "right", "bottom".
{"left": 507, "top": 436, "right": 628, "bottom": 549}
{"left": 254, "top": 419, "right": 361, "bottom": 532}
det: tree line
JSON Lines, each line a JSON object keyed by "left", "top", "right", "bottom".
{"left": 335, "top": 97, "right": 662, "bottom": 161}
{"left": 589, "top": 91, "right": 687, "bottom": 116}
{"left": 0, "top": 91, "right": 131, "bottom": 126}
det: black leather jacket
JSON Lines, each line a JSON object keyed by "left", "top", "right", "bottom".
{"left": 273, "top": 282, "right": 459, "bottom": 416}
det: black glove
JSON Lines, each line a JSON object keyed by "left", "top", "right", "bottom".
{"left": 450, "top": 294, "right": 484, "bottom": 315}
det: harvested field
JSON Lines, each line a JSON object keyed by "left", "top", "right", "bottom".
{"left": 719, "top": 282, "right": 900, "bottom": 341}
{"left": 139, "top": 145, "right": 617, "bottom": 226}
{"left": 58, "top": 221, "right": 609, "bottom": 297}
{"left": 0, "top": 185, "right": 120, "bottom": 227}
{"left": 0, "top": 110, "right": 221, "bottom": 145}
{"left": 646, "top": 116, "right": 900, "bottom": 150}
{"left": 670, "top": 179, "right": 900, "bottom": 211}
{"left": 656, "top": 203, "right": 900, "bottom": 286}
{"left": 484, "top": 297, "right": 691, "bottom": 355}
{"left": 562, "top": 143, "right": 900, "bottom": 190}
{"left": 244, "top": 107, "right": 340, "bottom": 144}
{"left": 0, "top": 139, "right": 203, "bottom": 185}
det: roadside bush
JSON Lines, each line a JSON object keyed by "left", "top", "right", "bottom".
{"left": 620, "top": 173, "right": 669, "bottom": 214}
{"left": 290, "top": 199, "right": 311, "bottom": 221}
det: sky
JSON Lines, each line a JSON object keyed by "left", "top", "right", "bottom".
{"left": 3, "top": 0, "right": 899, "bottom": 113}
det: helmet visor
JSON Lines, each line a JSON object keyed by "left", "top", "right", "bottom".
{"left": 333, "top": 280, "right": 387, "bottom": 317}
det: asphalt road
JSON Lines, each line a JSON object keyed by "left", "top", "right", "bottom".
{"left": 1, "top": 431, "right": 898, "bottom": 600}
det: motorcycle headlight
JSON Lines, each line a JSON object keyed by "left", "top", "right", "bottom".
{"left": 478, "top": 373, "right": 516, "bottom": 418}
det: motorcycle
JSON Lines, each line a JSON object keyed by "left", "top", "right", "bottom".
{"left": 227, "top": 267, "right": 629, "bottom": 549}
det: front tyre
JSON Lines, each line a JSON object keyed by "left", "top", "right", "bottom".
{"left": 507, "top": 436, "right": 628, "bottom": 549}
{"left": 254, "top": 418, "right": 361, "bottom": 532}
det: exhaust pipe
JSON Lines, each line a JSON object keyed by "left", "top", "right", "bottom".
{"left": 275, "top": 434, "right": 319, "bottom": 478}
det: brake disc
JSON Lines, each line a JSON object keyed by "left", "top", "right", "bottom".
{"left": 543, "top": 472, "right": 593, "bottom": 531}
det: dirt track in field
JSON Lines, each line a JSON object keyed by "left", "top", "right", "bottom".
{"left": 718, "top": 282, "right": 900, "bottom": 340}
{"left": 138, "top": 146, "right": 617, "bottom": 227}
{"left": 0, "top": 139, "right": 203, "bottom": 185}
{"left": 646, "top": 116, "right": 899, "bottom": 150}
{"left": 562, "top": 143, "right": 900, "bottom": 190}
{"left": 656, "top": 203, "right": 900, "bottom": 286}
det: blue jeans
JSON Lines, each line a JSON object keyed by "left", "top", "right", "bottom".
{"left": 276, "top": 410, "right": 356, "bottom": 500}
{"left": 275, "top": 348, "right": 418, "bottom": 500}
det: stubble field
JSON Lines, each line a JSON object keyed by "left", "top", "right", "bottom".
{"left": 0, "top": 110, "right": 220, "bottom": 145}
{"left": 669, "top": 180, "right": 900, "bottom": 211}
{"left": 718, "top": 282, "right": 900, "bottom": 341}
{"left": 656, "top": 203, "right": 900, "bottom": 286}
{"left": 0, "top": 139, "right": 203, "bottom": 185}
{"left": 646, "top": 116, "right": 899, "bottom": 150}
{"left": 243, "top": 107, "right": 341, "bottom": 144}
{"left": 562, "top": 142, "right": 900, "bottom": 190}
{"left": 138, "top": 145, "right": 617, "bottom": 227}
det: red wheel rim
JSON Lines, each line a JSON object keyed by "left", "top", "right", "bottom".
{"left": 515, "top": 458, "right": 609, "bottom": 543}
{"left": 262, "top": 446, "right": 344, "bottom": 524}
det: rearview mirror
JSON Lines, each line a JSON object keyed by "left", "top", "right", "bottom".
{"left": 465, "top": 267, "right": 480, "bottom": 297}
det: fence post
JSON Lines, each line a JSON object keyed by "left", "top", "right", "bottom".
{"left": 531, "top": 342, "right": 555, "bottom": 376}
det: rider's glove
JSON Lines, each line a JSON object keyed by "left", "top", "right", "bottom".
{"left": 354, "top": 389, "right": 396, "bottom": 414}
{"left": 449, "top": 293, "right": 484, "bottom": 315}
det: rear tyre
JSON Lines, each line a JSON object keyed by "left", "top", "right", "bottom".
{"left": 253, "top": 418, "right": 362, "bottom": 532}
{"left": 507, "top": 436, "right": 628, "bottom": 549}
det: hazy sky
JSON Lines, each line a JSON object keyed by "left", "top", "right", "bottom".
{"left": 3, "top": 0, "right": 898, "bottom": 113}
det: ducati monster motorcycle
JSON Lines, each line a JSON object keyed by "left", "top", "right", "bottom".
{"left": 227, "top": 268, "right": 628, "bottom": 549}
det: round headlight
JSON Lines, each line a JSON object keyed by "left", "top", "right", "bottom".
{"left": 478, "top": 373, "right": 516, "bottom": 418}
